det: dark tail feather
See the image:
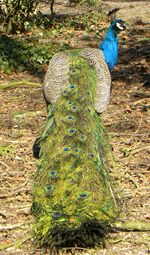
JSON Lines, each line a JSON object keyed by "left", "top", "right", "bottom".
{"left": 32, "top": 137, "right": 41, "bottom": 159}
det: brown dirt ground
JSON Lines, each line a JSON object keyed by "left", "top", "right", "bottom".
{"left": 0, "top": 1, "right": 150, "bottom": 254}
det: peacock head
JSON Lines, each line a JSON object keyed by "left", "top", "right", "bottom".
{"left": 111, "top": 19, "right": 127, "bottom": 33}
{"left": 100, "top": 19, "right": 127, "bottom": 70}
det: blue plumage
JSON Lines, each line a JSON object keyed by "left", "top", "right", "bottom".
{"left": 100, "top": 19, "right": 126, "bottom": 71}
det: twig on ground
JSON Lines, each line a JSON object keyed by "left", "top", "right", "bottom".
{"left": 131, "top": 115, "right": 143, "bottom": 136}
{"left": 110, "top": 233, "right": 132, "bottom": 244}
{"left": 0, "top": 187, "right": 31, "bottom": 198}
{"left": 108, "top": 132, "right": 149, "bottom": 137}
{"left": 132, "top": 92, "right": 150, "bottom": 99}
{"left": 0, "top": 223, "right": 26, "bottom": 232}
{"left": 130, "top": 145, "right": 150, "bottom": 155}
{"left": 131, "top": 98, "right": 148, "bottom": 106}
{"left": 0, "top": 211, "right": 7, "bottom": 219}
{"left": 0, "top": 160, "right": 11, "bottom": 171}
{"left": 13, "top": 181, "right": 29, "bottom": 192}
{"left": 0, "top": 81, "right": 41, "bottom": 90}
{"left": 0, "top": 234, "right": 32, "bottom": 251}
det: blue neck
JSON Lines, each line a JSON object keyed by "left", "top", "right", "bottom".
{"left": 100, "top": 26, "right": 119, "bottom": 71}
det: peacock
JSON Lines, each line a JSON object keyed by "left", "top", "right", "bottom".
{"left": 32, "top": 19, "right": 126, "bottom": 248}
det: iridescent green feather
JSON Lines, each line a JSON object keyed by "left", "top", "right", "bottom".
{"left": 32, "top": 53, "right": 117, "bottom": 248}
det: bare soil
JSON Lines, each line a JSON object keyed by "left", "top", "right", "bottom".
{"left": 0, "top": 1, "right": 150, "bottom": 254}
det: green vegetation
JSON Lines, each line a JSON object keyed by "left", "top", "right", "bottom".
{"left": 0, "top": 0, "right": 98, "bottom": 34}
{"left": 69, "top": 0, "right": 97, "bottom": 5}
{"left": 0, "top": 10, "right": 106, "bottom": 74}
{"left": 0, "top": 0, "right": 37, "bottom": 33}
{"left": 0, "top": 33, "right": 70, "bottom": 74}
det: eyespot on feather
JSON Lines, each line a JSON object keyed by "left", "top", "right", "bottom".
{"left": 52, "top": 212, "right": 65, "bottom": 220}
{"left": 86, "top": 107, "right": 94, "bottom": 115}
{"left": 68, "top": 84, "right": 76, "bottom": 90}
{"left": 48, "top": 170, "right": 58, "bottom": 179}
{"left": 77, "top": 192, "right": 89, "bottom": 200}
{"left": 44, "top": 184, "right": 54, "bottom": 195}
{"left": 67, "top": 128, "right": 77, "bottom": 136}
{"left": 66, "top": 101, "right": 74, "bottom": 109}
{"left": 70, "top": 68, "right": 77, "bottom": 75}
{"left": 71, "top": 105, "right": 79, "bottom": 112}
{"left": 63, "top": 147, "right": 70, "bottom": 153}
{"left": 66, "top": 115, "right": 76, "bottom": 122}
{"left": 63, "top": 90, "right": 68, "bottom": 96}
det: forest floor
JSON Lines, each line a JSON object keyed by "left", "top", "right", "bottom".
{"left": 0, "top": 0, "right": 150, "bottom": 254}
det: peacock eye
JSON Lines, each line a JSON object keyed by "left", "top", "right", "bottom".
{"left": 71, "top": 105, "right": 79, "bottom": 112}
{"left": 63, "top": 90, "right": 68, "bottom": 97}
{"left": 63, "top": 147, "right": 70, "bottom": 152}
{"left": 77, "top": 192, "right": 89, "bottom": 200}
{"left": 66, "top": 101, "right": 74, "bottom": 107}
{"left": 44, "top": 184, "right": 54, "bottom": 193}
{"left": 64, "top": 147, "right": 68, "bottom": 151}
{"left": 68, "top": 116, "right": 73, "bottom": 120}
{"left": 80, "top": 193, "right": 87, "bottom": 198}
{"left": 66, "top": 115, "right": 76, "bottom": 122}
{"left": 70, "top": 69, "right": 77, "bottom": 75}
{"left": 68, "top": 128, "right": 77, "bottom": 136}
{"left": 49, "top": 170, "right": 58, "bottom": 179}
{"left": 68, "top": 84, "right": 76, "bottom": 89}
{"left": 86, "top": 107, "right": 94, "bottom": 115}
{"left": 116, "top": 22, "right": 123, "bottom": 30}
{"left": 63, "top": 90, "right": 67, "bottom": 94}
{"left": 52, "top": 212, "right": 64, "bottom": 219}
{"left": 115, "top": 20, "right": 126, "bottom": 31}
